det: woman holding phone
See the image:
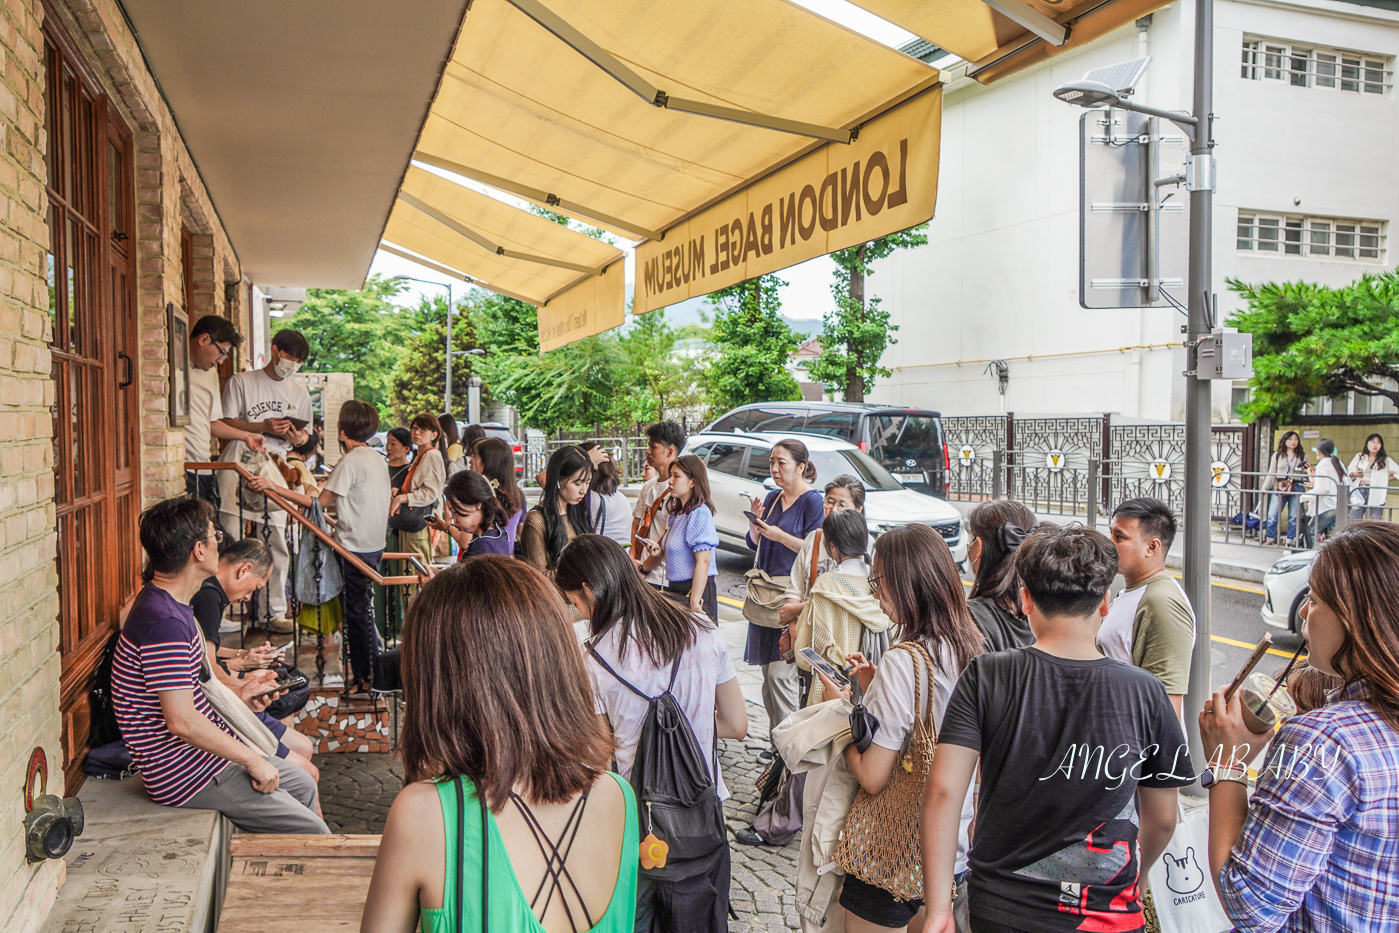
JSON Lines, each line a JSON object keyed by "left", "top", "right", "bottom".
{"left": 814, "top": 523, "right": 983, "bottom": 932}
{"left": 744, "top": 439, "right": 824, "bottom": 742}
{"left": 470, "top": 437, "right": 527, "bottom": 552}
{"left": 429, "top": 470, "right": 512, "bottom": 558}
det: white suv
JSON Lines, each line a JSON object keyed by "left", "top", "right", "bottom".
{"left": 683, "top": 431, "right": 967, "bottom": 562}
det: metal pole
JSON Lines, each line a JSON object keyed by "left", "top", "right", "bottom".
{"left": 1182, "top": 0, "right": 1216, "bottom": 794}
{"left": 444, "top": 282, "right": 454, "bottom": 412}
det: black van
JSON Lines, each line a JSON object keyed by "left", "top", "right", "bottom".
{"left": 703, "top": 402, "right": 948, "bottom": 496}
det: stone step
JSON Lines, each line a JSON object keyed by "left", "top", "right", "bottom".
{"left": 39, "top": 774, "right": 228, "bottom": 933}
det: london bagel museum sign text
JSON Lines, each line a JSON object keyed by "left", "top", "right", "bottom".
{"left": 634, "top": 89, "right": 941, "bottom": 315}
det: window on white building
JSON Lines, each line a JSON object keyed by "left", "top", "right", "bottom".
{"left": 1241, "top": 38, "right": 1390, "bottom": 95}
{"left": 1237, "top": 212, "right": 1385, "bottom": 261}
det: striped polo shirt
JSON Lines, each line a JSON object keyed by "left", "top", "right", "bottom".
{"left": 112, "top": 583, "right": 237, "bottom": 806}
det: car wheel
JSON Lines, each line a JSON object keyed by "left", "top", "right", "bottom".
{"left": 1288, "top": 587, "right": 1310, "bottom": 634}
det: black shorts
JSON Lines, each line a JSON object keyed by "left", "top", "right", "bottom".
{"left": 839, "top": 875, "right": 923, "bottom": 928}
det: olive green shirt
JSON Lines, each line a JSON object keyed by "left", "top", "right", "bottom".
{"left": 1131, "top": 575, "right": 1196, "bottom": 694}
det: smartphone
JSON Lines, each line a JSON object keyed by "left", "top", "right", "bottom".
{"left": 743, "top": 510, "right": 761, "bottom": 523}
{"left": 798, "top": 647, "right": 850, "bottom": 688}
{"left": 404, "top": 555, "right": 431, "bottom": 577}
{"left": 250, "top": 673, "right": 308, "bottom": 701}
{"left": 284, "top": 416, "right": 310, "bottom": 431}
{"left": 1223, "top": 633, "right": 1273, "bottom": 703}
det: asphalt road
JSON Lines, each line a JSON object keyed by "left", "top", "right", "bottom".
{"left": 713, "top": 548, "right": 1304, "bottom": 693}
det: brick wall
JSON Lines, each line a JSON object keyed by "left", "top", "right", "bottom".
{"left": 0, "top": 0, "right": 67, "bottom": 929}
{"left": 0, "top": 0, "right": 244, "bottom": 930}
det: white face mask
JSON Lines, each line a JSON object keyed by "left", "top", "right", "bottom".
{"left": 274, "top": 356, "right": 301, "bottom": 379}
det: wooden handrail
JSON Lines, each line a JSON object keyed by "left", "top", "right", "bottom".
{"left": 186, "top": 461, "right": 422, "bottom": 587}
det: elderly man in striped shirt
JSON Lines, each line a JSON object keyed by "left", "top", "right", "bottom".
{"left": 112, "top": 495, "right": 327, "bottom": 833}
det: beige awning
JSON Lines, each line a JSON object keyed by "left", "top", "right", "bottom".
{"left": 394, "top": 0, "right": 1174, "bottom": 347}
{"left": 853, "top": 0, "right": 1175, "bottom": 83}
{"left": 382, "top": 166, "right": 625, "bottom": 307}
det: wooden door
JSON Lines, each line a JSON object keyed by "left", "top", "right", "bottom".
{"left": 44, "top": 19, "right": 140, "bottom": 792}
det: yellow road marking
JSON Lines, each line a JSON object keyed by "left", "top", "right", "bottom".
{"left": 718, "top": 595, "right": 744, "bottom": 609}
{"left": 1210, "top": 633, "right": 1302, "bottom": 659}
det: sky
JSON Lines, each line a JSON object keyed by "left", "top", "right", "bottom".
{"left": 366, "top": 0, "right": 920, "bottom": 328}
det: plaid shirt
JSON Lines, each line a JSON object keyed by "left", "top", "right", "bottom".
{"left": 1220, "top": 679, "right": 1399, "bottom": 932}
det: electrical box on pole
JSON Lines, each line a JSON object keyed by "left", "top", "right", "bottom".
{"left": 1195, "top": 331, "right": 1253, "bottom": 380}
{"left": 1079, "top": 109, "right": 1190, "bottom": 310}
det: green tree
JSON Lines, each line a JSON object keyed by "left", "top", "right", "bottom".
{"left": 286, "top": 275, "right": 410, "bottom": 411}
{"left": 807, "top": 227, "right": 926, "bottom": 401}
{"left": 465, "top": 287, "right": 628, "bottom": 432}
{"left": 387, "top": 295, "right": 486, "bottom": 423}
{"left": 495, "top": 334, "right": 629, "bottom": 433}
{"left": 706, "top": 275, "right": 802, "bottom": 411}
{"left": 1227, "top": 271, "right": 1399, "bottom": 421}
{"left": 616, "top": 309, "right": 709, "bottom": 422}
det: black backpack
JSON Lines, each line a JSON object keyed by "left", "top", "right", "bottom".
{"left": 587, "top": 647, "right": 727, "bottom": 871}
{"left": 88, "top": 631, "right": 123, "bottom": 748}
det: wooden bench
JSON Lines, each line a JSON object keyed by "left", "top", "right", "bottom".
{"left": 219, "top": 835, "right": 381, "bottom": 932}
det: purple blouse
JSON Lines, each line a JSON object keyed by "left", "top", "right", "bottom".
{"left": 744, "top": 488, "right": 824, "bottom": 665}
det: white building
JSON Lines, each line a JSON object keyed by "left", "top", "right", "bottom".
{"left": 868, "top": 0, "right": 1399, "bottom": 422}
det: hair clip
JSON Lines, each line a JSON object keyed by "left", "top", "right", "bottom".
{"left": 488, "top": 478, "right": 500, "bottom": 490}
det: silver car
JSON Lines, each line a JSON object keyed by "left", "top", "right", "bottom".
{"left": 682, "top": 431, "right": 967, "bottom": 561}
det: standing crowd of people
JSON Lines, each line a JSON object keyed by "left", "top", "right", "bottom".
{"left": 1261, "top": 430, "right": 1399, "bottom": 545}
{"left": 109, "top": 319, "right": 1396, "bottom": 933}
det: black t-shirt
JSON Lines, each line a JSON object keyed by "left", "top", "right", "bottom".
{"left": 967, "top": 595, "right": 1034, "bottom": 654}
{"left": 939, "top": 647, "right": 1195, "bottom": 932}
{"left": 190, "top": 576, "right": 229, "bottom": 649}
{"left": 388, "top": 461, "right": 410, "bottom": 494}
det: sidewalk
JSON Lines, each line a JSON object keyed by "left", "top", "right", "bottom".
{"left": 943, "top": 501, "right": 1284, "bottom": 584}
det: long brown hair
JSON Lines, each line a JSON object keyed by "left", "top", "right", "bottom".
{"left": 967, "top": 497, "right": 1036, "bottom": 616}
{"left": 475, "top": 436, "right": 526, "bottom": 514}
{"left": 399, "top": 556, "right": 614, "bottom": 808}
{"left": 555, "top": 534, "right": 705, "bottom": 667}
{"left": 1308, "top": 522, "right": 1399, "bottom": 733}
{"left": 872, "top": 523, "right": 983, "bottom": 674}
{"left": 667, "top": 454, "right": 715, "bottom": 516}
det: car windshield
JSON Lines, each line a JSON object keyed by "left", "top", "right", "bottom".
{"left": 869, "top": 414, "right": 942, "bottom": 456}
{"left": 808, "top": 448, "right": 903, "bottom": 491}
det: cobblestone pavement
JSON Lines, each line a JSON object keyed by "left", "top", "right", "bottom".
{"left": 312, "top": 593, "right": 804, "bottom": 932}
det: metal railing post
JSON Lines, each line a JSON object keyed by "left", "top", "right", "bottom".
{"left": 1087, "top": 459, "right": 1099, "bottom": 529}
{"left": 992, "top": 450, "right": 1003, "bottom": 500}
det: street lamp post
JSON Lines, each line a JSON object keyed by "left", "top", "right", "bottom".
{"left": 394, "top": 275, "right": 455, "bottom": 412}
{"left": 1056, "top": 0, "right": 1217, "bottom": 788}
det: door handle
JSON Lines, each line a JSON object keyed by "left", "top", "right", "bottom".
{"left": 117, "top": 351, "right": 133, "bottom": 389}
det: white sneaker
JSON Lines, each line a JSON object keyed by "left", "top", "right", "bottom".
{"left": 319, "top": 673, "right": 345, "bottom": 688}
{"left": 265, "top": 616, "right": 295, "bottom": 635}
{"left": 218, "top": 617, "right": 240, "bottom": 634}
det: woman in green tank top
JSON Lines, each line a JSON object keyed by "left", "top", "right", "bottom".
{"left": 360, "top": 556, "right": 638, "bottom": 933}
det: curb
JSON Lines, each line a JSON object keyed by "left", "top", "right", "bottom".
{"left": 1165, "top": 552, "right": 1269, "bottom": 585}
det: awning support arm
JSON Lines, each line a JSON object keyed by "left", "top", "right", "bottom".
{"left": 980, "top": 0, "right": 1068, "bottom": 46}
{"left": 397, "top": 192, "right": 604, "bottom": 276}
{"left": 504, "top": 0, "right": 855, "bottom": 144}
{"left": 378, "top": 241, "right": 542, "bottom": 307}
{"left": 378, "top": 241, "right": 469, "bottom": 281}
{"left": 412, "top": 150, "right": 663, "bottom": 242}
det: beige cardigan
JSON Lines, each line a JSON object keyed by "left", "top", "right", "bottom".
{"left": 794, "top": 565, "right": 892, "bottom": 706}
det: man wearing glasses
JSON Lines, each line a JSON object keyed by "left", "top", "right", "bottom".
{"left": 215, "top": 328, "right": 315, "bottom": 634}
{"left": 112, "top": 496, "right": 328, "bottom": 833}
{"left": 184, "top": 314, "right": 264, "bottom": 501}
